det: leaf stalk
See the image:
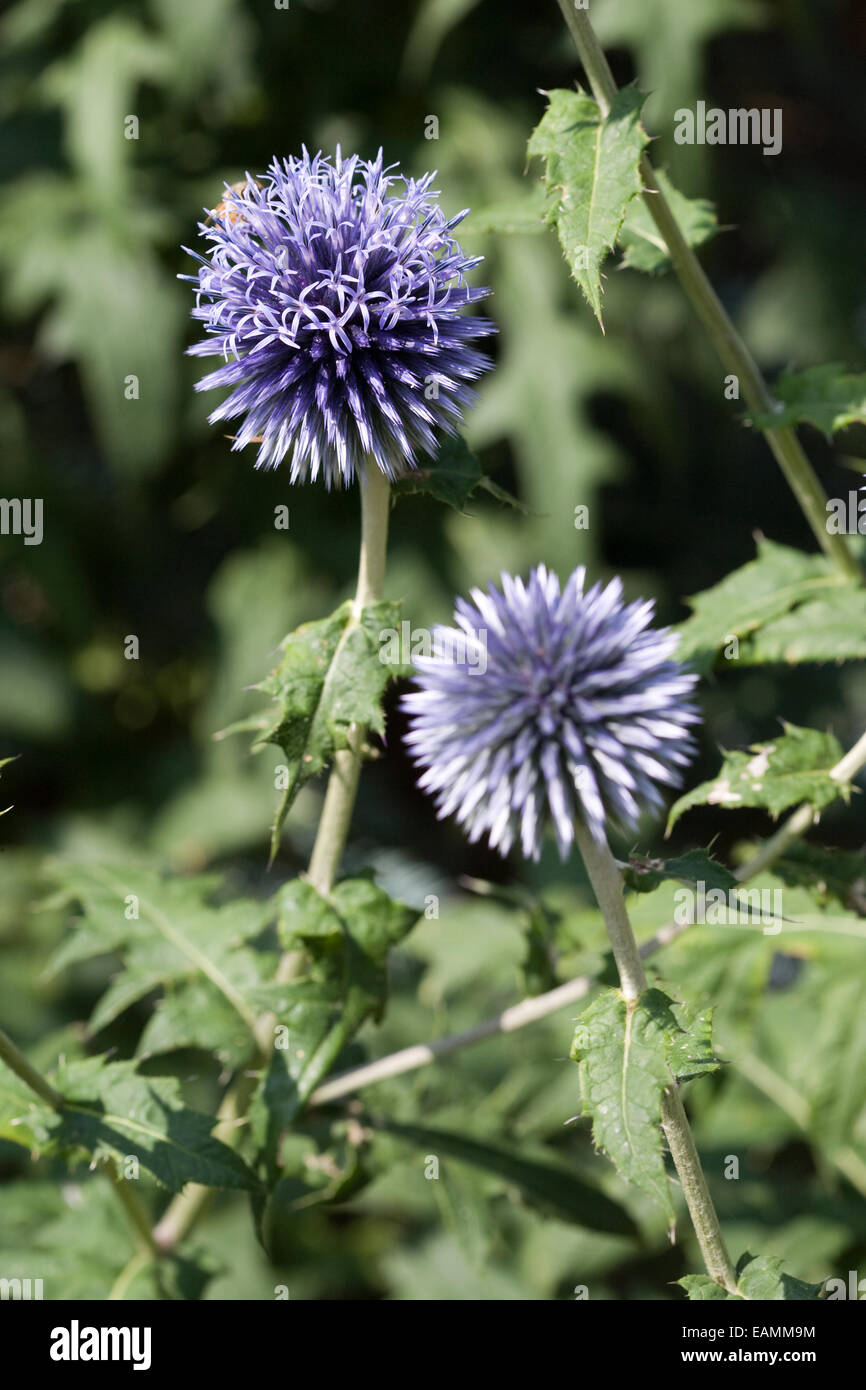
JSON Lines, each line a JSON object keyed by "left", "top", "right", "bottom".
{"left": 573, "top": 818, "right": 739, "bottom": 1293}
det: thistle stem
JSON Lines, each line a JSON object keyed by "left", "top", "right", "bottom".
{"left": 108, "top": 1248, "right": 157, "bottom": 1302}
{"left": 152, "top": 463, "right": 392, "bottom": 1253}
{"left": 0, "top": 1027, "right": 64, "bottom": 1108}
{"left": 660, "top": 1087, "right": 738, "bottom": 1291}
{"left": 572, "top": 820, "right": 647, "bottom": 1001}
{"left": 573, "top": 818, "right": 739, "bottom": 1293}
{"left": 104, "top": 1159, "right": 160, "bottom": 1258}
{"left": 554, "top": 0, "right": 860, "bottom": 583}
{"left": 307, "top": 463, "right": 391, "bottom": 894}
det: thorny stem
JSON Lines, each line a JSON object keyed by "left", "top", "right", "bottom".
{"left": 573, "top": 818, "right": 738, "bottom": 1292}
{"left": 108, "top": 1248, "right": 156, "bottom": 1302}
{"left": 660, "top": 1088, "right": 738, "bottom": 1290}
{"left": 0, "top": 1027, "right": 64, "bottom": 1108}
{"left": 152, "top": 463, "right": 391, "bottom": 1253}
{"left": 554, "top": 0, "right": 861, "bottom": 583}
{"left": 307, "top": 462, "right": 391, "bottom": 894}
{"left": 104, "top": 1158, "right": 160, "bottom": 1258}
{"left": 573, "top": 819, "right": 647, "bottom": 1001}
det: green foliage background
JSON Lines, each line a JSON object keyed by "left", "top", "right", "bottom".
{"left": 1, "top": 0, "right": 865, "bottom": 1300}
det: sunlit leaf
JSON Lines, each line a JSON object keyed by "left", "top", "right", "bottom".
{"left": 667, "top": 723, "right": 850, "bottom": 832}
{"left": 528, "top": 85, "right": 649, "bottom": 323}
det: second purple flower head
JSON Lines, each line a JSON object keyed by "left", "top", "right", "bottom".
{"left": 403, "top": 566, "right": 700, "bottom": 860}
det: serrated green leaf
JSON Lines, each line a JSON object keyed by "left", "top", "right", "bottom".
{"left": 45, "top": 859, "right": 275, "bottom": 1050}
{"left": 751, "top": 364, "right": 866, "bottom": 436}
{"left": 619, "top": 169, "right": 718, "bottom": 273}
{"left": 668, "top": 1003, "right": 723, "bottom": 1084}
{"left": 571, "top": 987, "right": 722, "bottom": 1215}
{"left": 395, "top": 435, "right": 481, "bottom": 508}
{"left": 528, "top": 85, "right": 649, "bottom": 322}
{"left": 623, "top": 848, "right": 737, "bottom": 896}
{"left": 570, "top": 988, "right": 678, "bottom": 1217}
{"left": 678, "top": 1273, "right": 739, "bottom": 1300}
{"left": 675, "top": 538, "right": 849, "bottom": 674}
{"left": 2, "top": 1055, "right": 258, "bottom": 1193}
{"left": 137, "top": 978, "right": 260, "bottom": 1068}
{"left": 278, "top": 875, "right": 420, "bottom": 979}
{"left": 248, "top": 876, "right": 419, "bottom": 1177}
{"left": 741, "top": 585, "right": 866, "bottom": 665}
{"left": 667, "top": 723, "right": 849, "bottom": 832}
{"left": 379, "top": 1121, "right": 638, "bottom": 1237}
{"left": 624, "top": 850, "right": 782, "bottom": 930}
{"left": 236, "top": 598, "right": 401, "bottom": 855}
{"left": 519, "top": 902, "right": 560, "bottom": 997}
{"left": 393, "top": 434, "right": 524, "bottom": 512}
{"left": 735, "top": 1252, "right": 825, "bottom": 1300}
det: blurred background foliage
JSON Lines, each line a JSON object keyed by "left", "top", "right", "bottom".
{"left": 1, "top": 0, "right": 865, "bottom": 1300}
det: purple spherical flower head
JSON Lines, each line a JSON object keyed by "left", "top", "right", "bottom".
{"left": 183, "top": 149, "right": 495, "bottom": 487}
{"left": 403, "top": 566, "right": 700, "bottom": 860}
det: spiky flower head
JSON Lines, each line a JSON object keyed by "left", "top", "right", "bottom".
{"left": 403, "top": 565, "right": 699, "bottom": 859}
{"left": 184, "top": 149, "right": 494, "bottom": 487}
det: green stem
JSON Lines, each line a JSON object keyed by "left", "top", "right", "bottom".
{"left": 660, "top": 1087, "right": 739, "bottom": 1292}
{"left": 554, "top": 0, "right": 860, "bottom": 583}
{"left": 108, "top": 1248, "right": 156, "bottom": 1302}
{"left": 152, "top": 462, "right": 392, "bottom": 1254}
{"left": 0, "top": 1027, "right": 64, "bottom": 1108}
{"left": 104, "top": 1158, "right": 160, "bottom": 1257}
{"left": 573, "top": 819, "right": 739, "bottom": 1293}
{"left": 573, "top": 819, "right": 647, "bottom": 1001}
{"left": 307, "top": 462, "right": 391, "bottom": 894}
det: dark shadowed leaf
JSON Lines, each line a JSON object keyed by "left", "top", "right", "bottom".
{"left": 378, "top": 1120, "right": 639, "bottom": 1237}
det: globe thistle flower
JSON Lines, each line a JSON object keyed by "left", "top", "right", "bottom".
{"left": 403, "top": 566, "right": 699, "bottom": 859}
{"left": 184, "top": 149, "right": 494, "bottom": 486}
